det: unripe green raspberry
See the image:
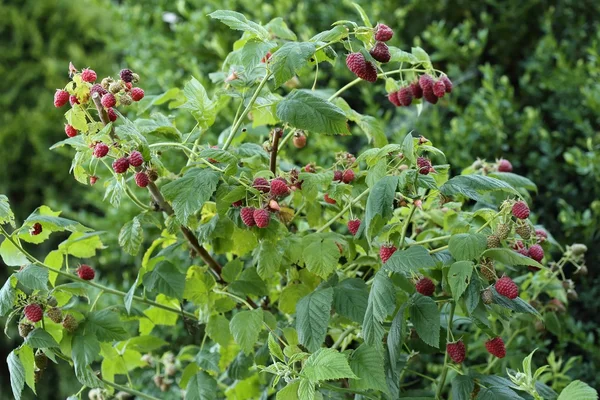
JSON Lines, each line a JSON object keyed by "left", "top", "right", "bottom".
{"left": 487, "top": 235, "right": 501, "bottom": 249}
{"left": 482, "top": 288, "right": 494, "bottom": 304}
{"left": 62, "top": 314, "right": 79, "bottom": 333}
{"left": 515, "top": 222, "right": 531, "bottom": 240}
{"left": 35, "top": 353, "right": 48, "bottom": 370}
{"left": 496, "top": 223, "right": 511, "bottom": 240}
{"left": 101, "top": 77, "right": 114, "bottom": 90}
{"left": 46, "top": 307, "right": 63, "bottom": 323}
{"left": 109, "top": 81, "right": 124, "bottom": 93}
{"left": 120, "top": 94, "right": 133, "bottom": 106}
{"left": 19, "top": 322, "right": 34, "bottom": 338}
{"left": 480, "top": 258, "right": 496, "bottom": 281}
{"left": 570, "top": 243, "right": 588, "bottom": 256}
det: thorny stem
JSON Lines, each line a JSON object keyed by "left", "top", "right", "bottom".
{"left": 435, "top": 301, "right": 456, "bottom": 399}
{"left": 316, "top": 188, "right": 371, "bottom": 233}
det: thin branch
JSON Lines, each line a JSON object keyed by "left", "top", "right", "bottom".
{"left": 91, "top": 92, "right": 115, "bottom": 140}
{"left": 269, "top": 127, "right": 283, "bottom": 175}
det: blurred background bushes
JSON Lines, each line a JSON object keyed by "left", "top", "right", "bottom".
{"left": 1, "top": 0, "right": 598, "bottom": 396}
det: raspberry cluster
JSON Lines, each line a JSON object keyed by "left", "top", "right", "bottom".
{"left": 388, "top": 74, "right": 452, "bottom": 108}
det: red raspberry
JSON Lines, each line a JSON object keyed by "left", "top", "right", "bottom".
{"left": 497, "top": 159, "right": 513, "bottom": 172}
{"left": 65, "top": 124, "right": 78, "bottom": 137}
{"left": 419, "top": 74, "right": 438, "bottom": 104}
{"left": 240, "top": 207, "right": 256, "bottom": 227}
{"left": 77, "top": 264, "right": 95, "bottom": 280}
{"left": 410, "top": 82, "right": 423, "bottom": 99}
{"left": 495, "top": 276, "right": 518, "bottom": 299}
{"left": 342, "top": 169, "right": 355, "bottom": 183}
{"left": 261, "top": 52, "right": 272, "bottom": 63}
{"left": 253, "top": 209, "right": 270, "bottom": 228}
{"left": 69, "top": 95, "right": 79, "bottom": 106}
{"left": 388, "top": 91, "right": 401, "bottom": 107}
{"left": 29, "top": 222, "right": 42, "bottom": 236}
{"left": 535, "top": 229, "right": 547, "bottom": 243}
{"left": 304, "top": 164, "right": 315, "bottom": 173}
{"left": 379, "top": 244, "right": 397, "bottom": 263}
{"left": 512, "top": 240, "right": 525, "bottom": 250}
{"left": 333, "top": 170, "right": 343, "bottom": 182}
{"left": 90, "top": 84, "right": 107, "bottom": 97}
{"left": 81, "top": 68, "right": 97, "bottom": 82}
{"left": 346, "top": 53, "right": 377, "bottom": 82}
{"left": 90, "top": 176, "right": 98, "bottom": 185}
{"left": 516, "top": 247, "right": 529, "bottom": 257}
{"left": 398, "top": 87, "right": 413, "bottom": 106}
{"left": 271, "top": 178, "right": 290, "bottom": 197}
{"left": 128, "top": 151, "right": 144, "bottom": 167}
{"left": 417, "top": 157, "right": 433, "bottom": 175}
{"left": 253, "top": 177, "right": 270, "bottom": 193}
{"left": 369, "top": 42, "right": 391, "bottom": 63}
{"left": 54, "top": 90, "right": 69, "bottom": 107}
{"left": 24, "top": 304, "right": 43, "bottom": 323}
{"left": 485, "top": 337, "right": 506, "bottom": 358}
{"left": 107, "top": 108, "right": 118, "bottom": 122}
{"left": 120, "top": 68, "right": 134, "bottom": 83}
{"left": 415, "top": 277, "right": 435, "bottom": 296}
{"left": 347, "top": 219, "right": 361, "bottom": 236}
{"left": 528, "top": 244, "right": 544, "bottom": 262}
{"left": 440, "top": 75, "right": 453, "bottom": 93}
{"left": 131, "top": 88, "right": 145, "bottom": 101}
{"left": 375, "top": 23, "right": 394, "bottom": 41}
{"left": 113, "top": 157, "right": 130, "bottom": 174}
{"left": 125, "top": 82, "right": 133, "bottom": 90}
{"left": 93, "top": 143, "right": 109, "bottom": 158}
{"left": 433, "top": 80, "right": 446, "bottom": 98}
{"left": 446, "top": 340, "right": 466, "bottom": 363}
{"left": 135, "top": 172, "right": 149, "bottom": 188}
{"left": 512, "top": 201, "right": 530, "bottom": 219}
{"left": 232, "top": 200, "right": 243, "bottom": 207}
{"left": 324, "top": 194, "right": 336, "bottom": 204}
{"left": 101, "top": 93, "right": 116, "bottom": 108}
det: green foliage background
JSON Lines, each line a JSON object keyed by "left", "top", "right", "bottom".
{"left": 0, "top": 0, "right": 598, "bottom": 397}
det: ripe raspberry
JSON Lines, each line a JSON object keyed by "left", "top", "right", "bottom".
{"left": 515, "top": 222, "right": 531, "bottom": 240}
{"left": 512, "top": 240, "right": 525, "bottom": 250}
{"left": 29, "top": 222, "right": 42, "bottom": 236}
{"left": 495, "top": 276, "right": 518, "bottom": 299}
{"left": 388, "top": 91, "right": 401, "bottom": 107}
{"left": 485, "top": 337, "right": 506, "bottom": 358}
{"left": 423, "top": 89, "right": 438, "bottom": 104}
{"left": 333, "top": 170, "right": 343, "bottom": 182}
{"left": 528, "top": 244, "right": 544, "bottom": 262}
{"left": 374, "top": 23, "right": 394, "bottom": 41}
{"left": 497, "top": 159, "right": 513, "bottom": 172}
{"left": 90, "top": 176, "right": 98, "bottom": 185}
{"left": 54, "top": 89, "right": 69, "bottom": 107}
{"left": 253, "top": 177, "right": 270, "bottom": 193}
{"left": 24, "top": 304, "right": 43, "bottom": 323}
{"left": 342, "top": 169, "right": 355, "bottom": 183}
{"left": 46, "top": 307, "right": 63, "bottom": 323}
{"left": 379, "top": 244, "right": 397, "bottom": 263}
{"left": 271, "top": 178, "right": 290, "bottom": 197}
{"left": 419, "top": 74, "right": 434, "bottom": 92}
{"left": 125, "top": 82, "right": 133, "bottom": 90}
{"left": 398, "top": 87, "right": 413, "bottom": 106}
{"left": 347, "top": 219, "right": 361, "bottom": 236}
{"left": 293, "top": 132, "right": 307, "bottom": 148}
{"left": 346, "top": 53, "right": 377, "bottom": 82}
{"left": 120, "top": 68, "right": 134, "bottom": 83}
{"left": 482, "top": 287, "right": 494, "bottom": 304}
{"left": 440, "top": 75, "right": 453, "bottom": 93}
{"left": 417, "top": 157, "right": 433, "bottom": 175}
{"left": 18, "top": 322, "right": 34, "bottom": 338}
{"left": 253, "top": 209, "right": 270, "bottom": 228}
{"left": 128, "top": 150, "right": 144, "bottom": 167}
{"left": 415, "top": 277, "right": 435, "bottom": 296}
{"left": 240, "top": 207, "right": 256, "bottom": 227}
{"left": 135, "top": 172, "right": 150, "bottom": 188}
{"left": 410, "top": 81, "right": 423, "bottom": 99}
{"left": 480, "top": 258, "right": 496, "bottom": 281}
{"left": 69, "top": 95, "right": 79, "bottom": 106}
{"left": 65, "top": 124, "right": 78, "bottom": 137}
{"left": 433, "top": 80, "right": 446, "bottom": 98}
{"left": 77, "top": 264, "right": 95, "bottom": 280}
{"left": 101, "top": 93, "right": 117, "bottom": 108}
{"left": 107, "top": 108, "right": 118, "bottom": 122}
{"left": 261, "top": 52, "right": 272, "bottom": 63}
{"left": 113, "top": 157, "right": 130, "bottom": 174}
{"left": 487, "top": 234, "right": 501, "bottom": 249}
{"left": 81, "top": 68, "right": 97, "bottom": 82}
{"left": 369, "top": 42, "right": 391, "bottom": 63}
{"left": 62, "top": 314, "right": 79, "bottom": 333}
{"left": 324, "top": 194, "right": 336, "bottom": 204}
{"left": 90, "top": 84, "right": 107, "bottom": 97}
{"left": 535, "top": 229, "right": 547, "bottom": 243}
{"left": 512, "top": 201, "right": 530, "bottom": 219}
{"left": 93, "top": 142, "right": 109, "bottom": 158}
{"left": 496, "top": 223, "right": 511, "bottom": 240}
{"left": 131, "top": 87, "right": 145, "bottom": 101}
{"left": 232, "top": 200, "right": 243, "bottom": 207}
{"left": 446, "top": 340, "right": 466, "bottom": 363}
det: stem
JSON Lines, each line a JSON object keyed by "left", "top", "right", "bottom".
{"left": 405, "top": 369, "right": 437, "bottom": 383}
{"left": 408, "top": 235, "right": 452, "bottom": 246}
{"left": 319, "top": 382, "right": 378, "bottom": 400}
{"left": 269, "top": 128, "right": 282, "bottom": 175}
{"left": 222, "top": 72, "right": 271, "bottom": 151}
{"left": 399, "top": 205, "right": 417, "bottom": 249}
{"left": 331, "top": 327, "right": 354, "bottom": 350}
{"left": 278, "top": 128, "right": 294, "bottom": 150}
{"left": 316, "top": 188, "right": 370, "bottom": 233}
{"left": 149, "top": 142, "right": 198, "bottom": 157}
{"left": 327, "top": 78, "right": 361, "bottom": 102}
{"left": 429, "top": 245, "right": 449, "bottom": 254}
{"left": 91, "top": 93, "right": 115, "bottom": 140}
{"left": 90, "top": 290, "right": 104, "bottom": 311}
{"left": 101, "top": 379, "right": 161, "bottom": 400}
{"left": 435, "top": 301, "right": 456, "bottom": 399}
{"left": 124, "top": 185, "right": 152, "bottom": 211}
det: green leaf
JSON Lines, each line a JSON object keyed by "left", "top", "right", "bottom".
{"left": 409, "top": 294, "right": 440, "bottom": 348}
{"left": 440, "top": 175, "right": 520, "bottom": 201}
{"left": 411, "top": 46, "right": 432, "bottom": 67}
{"left": 0, "top": 237, "right": 29, "bottom": 266}
{"left": 0, "top": 275, "right": 15, "bottom": 317}
{"left": 302, "top": 234, "right": 340, "bottom": 278}
{"left": 452, "top": 375, "right": 475, "bottom": 400}
{"left": 17, "top": 345, "right": 35, "bottom": 395}
{"left": 228, "top": 267, "right": 267, "bottom": 297}
{"left": 449, "top": 233, "right": 488, "bottom": 261}
{"left": 488, "top": 172, "right": 537, "bottom": 192}
{"left": 0, "top": 194, "right": 15, "bottom": 226}
{"left": 384, "top": 245, "right": 436, "bottom": 275}
{"left": 349, "top": 344, "right": 388, "bottom": 393}
{"left": 58, "top": 232, "right": 105, "bottom": 258}
{"left": 298, "top": 378, "right": 315, "bottom": 399}
{"left": 333, "top": 278, "right": 368, "bottom": 324}
{"left": 206, "top": 314, "right": 231, "bottom": 347}
{"left": 143, "top": 261, "right": 186, "bottom": 300}
{"left": 266, "top": 17, "right": 297, "bottom": 40}
{"left": 209, "top": 10, "right": 269, "bottom": 41}
{"left": 360, "top": 176, "right": 399, "bottom": 241}
{"left": 352, "top": 3, "right": 372, "bottom": 27}
{"left": 302, "top": 348, "right": 357, "bottom": 382}
{"left": 448, "top": 261, "right": 474, "bottom": 301}
{"left": 490, "top": 287, "right": 542, "bottom": 316}
{"left": 276, "top": 90, "right": 349, "bottom": 135}
{"left": 229, "top": 309, "right": 263, "bottom": 355}
{"left": 25, "top": 329, "right": 59, "bottom": 348}
{"left": 255, "top": 240, "right": 283, "bottom": 280}
{"left": 271, "top": 42, "right": 316, "bottom": 88}
{"left": 362, "top": 271, "right": 395, "bottom": 345}
{"left": 74, "top": 364, "right": 104, "bottom": 388}
{"left": 85, "top": 309, "right": 129, "bottom": 342}
{"left": 476, "top": 385, "right": 524, "bottom": 399}
{"left": 296, "top": 287, "right": 333, "bottom": 352}
{"left": 65, "top": 105, "right": 88, "bottom": 132}
{"left": 7, "top": 350, "right": 25, "bottom": 400}
{"left": 179, "top": 77, "right": 216, "bottom": 130}
{"left": 118, "top": 217, "right": 143, "bottom": 256}
{"left": 72, "top": 334, "right": 100, "bottom": 367}
{"left": 280, "top": 284, "right": 312, "bottom": 315}
{"left": 557, "top": 381, "right": 597, "bottom": 400}
{"left": 162, "top": 168, "right": 220, "bottom": 225}
{"left": 15, "top": 264, "right": 48, "bottom": 291}
{"left": 277, "top": 380, "right": 300, "bottom": 400}
{"left": 222, "top": 258, "right": 243, "bottom": 283}
{"left": 185, "top": 371, "right": 218, "bottom": 400}
{"left": 268, "top": 332, "right": 285, "bottom": 362}
{"left": 387, "top": 304, "right": 407, "bottom": 372}
{"left": 401, "top": 132, "right": 416, "bottom": 165}
{"left": 481, "top": 248, "right": 544, "bottom": 269}
{"left": 125, "top": 336, "right": 169, "bottom": 352}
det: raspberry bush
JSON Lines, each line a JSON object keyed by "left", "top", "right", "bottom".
{"left": 0, "top": 7, "right": 596, "bottom": 400}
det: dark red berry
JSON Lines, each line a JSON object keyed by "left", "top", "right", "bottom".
{"left": 369, "top": 42, "right": 391, "bottom": 63}
{"left": 440, "top": 75, "right": 453, "bottom": 93}
{"left": 342, "top": 169, "right": 355, "bottom": 184}
{"left": 324, "top": 194, "right": 336, "bottom": 204}
{"left": 346, "top": 53, "right": 377, "bottom": 82}
{"left": 417, "top": 157, "right": 433, "bottom": 175}
{"left": 24, "top": 304, "right": 43, "bottom": 323}
{"left": 398, "top": 87, "right": 413, "bottom": 106}
{"left": 101, "top": 93, "right": 116, "bottom": 108}
{"left": 135, "top": 172, "right": 149, "bottom": 188}
{"left": 54, "top": 90, "right": 69, "bottom": 107}
{"left": 81, "top": 69, "right": 97, "bottom": 83}
{"left": 415, "top": 277, "right": 435, "bottom": 296}
{"left": 241, "top": 207, "right": 256, "bottom": 227}
{"left": 29, "top": 222, "right": 42, "bottom": 236}
{"left": 253, "top": 209, "right": 270, "bottom": 228}
{"left": 128, "top": 151, "right": 144, "bottom": 167}
{"left": 388, "top": 91, "right": 401, "bottom": 107}
{"left": 375, "top": 24, "right": 394, "bottom": 42}
{"left": 333, "top": 170, "right": 343, "bottom": 182}
{"left": 131, "top": 88, "right": 145, "bottom": 101}
{"left": 485, "top": 337, "right": 506, "bottom": 358}
{"left": 232, "top": 200, "right": 243, "bottom": 207}
{"left": 535, "top": 229, "right": 547, "bottom": 243}
{"left": 347, "top": 219, "right": 361, "bottom": 236}
{"left": 65, "top": 124, "right": 78, "bottom": 137}
{"left": 77, "top": 264, "right": 95, "bottom": 280}
{"left": 69, "top": 95, "right": 79, "bottom": 106}
{"left": 107, "top": 108, "right": 118, "bottom": 122}
{"left": 497, "top": 159, "right": 513, "bottom": 172}
{"left": 433, "top": 80, "right": 446, "bottom": 98}
{"left": 528, "top": 244, "right": 544, "bottom": 262}
{"left": 410, "top": 82, "right": 423, "bottom": 99}
{"left": 271, "top": 178, "right": 290, "bottom": 197}
{"left": 93, "top": 143, "right": 109, "bottom": 158}
{"left": 90, "top": 84, "right": 107, "bottom": 97}
{"left": 113, "top": 157, "right": 130, "bottom": 174}
{"left": 90, "top": 176, "right": 98, "bottom": 185}
{"left": 495, "top": 276, "right": 518, "bottom": 299}
{"left": 120, "top": 69, "right": 134, "bottom": 83}
{"left": 379, "top": 244, "right": 397, "bottom": 263}
{"left": 446, "top": 340, "right": 466, "bottom": 363}
{"left": 512, "top": 201, "right": 530, "bottom": 219}
{"left": 253, "top": 177, "right": 270, "bottom": 193}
